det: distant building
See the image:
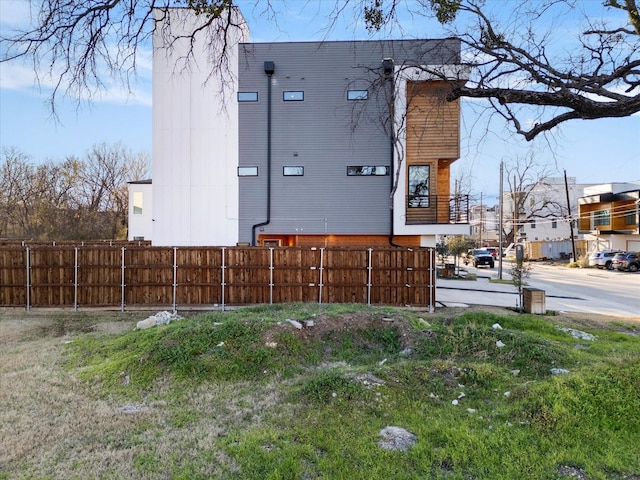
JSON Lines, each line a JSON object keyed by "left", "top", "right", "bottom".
{"left": 469, "top": 204, "right": 499, "bottom": 245}
{"left": 578, "top": 182, "right": 640, "bottom": 252}
{"left": 498, "top": 177, "right": 589, "bottom": 244}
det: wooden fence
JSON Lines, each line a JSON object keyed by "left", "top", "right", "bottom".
{"left": 0, "top": 246, "right": 436, "bottom": 310}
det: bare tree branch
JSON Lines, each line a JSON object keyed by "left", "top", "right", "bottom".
{"left": 2, "top": 0, "right": 638, "bottom": 140}
{"left": 0, "top": 0, "right": 252, "bottom": 116}
{"left": 349, "top": 0, "right": 640, "bottom": 140}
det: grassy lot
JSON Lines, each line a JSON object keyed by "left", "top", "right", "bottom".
{"left": 1, "top": 304, "right": 639, "bottom": 480}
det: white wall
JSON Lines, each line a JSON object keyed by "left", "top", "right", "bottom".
{"left": 151, "top": 8, "right": 248, "bottom": 246}
{"left": 585, "top": 233, "right": 640, "bottom": 252}
{"left": 505, "top": 178, "right": 588, "bottom": 242}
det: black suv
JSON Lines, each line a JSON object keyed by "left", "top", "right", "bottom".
{"left": 463, "top": 249, "right": 495, "bottom": 268}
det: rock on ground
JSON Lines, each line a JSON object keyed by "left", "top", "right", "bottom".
{"left": 378, "top": 426, "right": 418, "bottom": 451}
{"left": 136, "top": 311, "right": 183, "bottom": 330}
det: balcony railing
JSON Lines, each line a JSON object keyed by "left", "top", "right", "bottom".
{"left": 406, "top": 194, "right": 469, "bottom": 225}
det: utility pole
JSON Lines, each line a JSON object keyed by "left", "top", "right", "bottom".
{"left": 513, "top": 174, "right": 517, "bottom": 245}
{"left": 564, "top": 169, "right": 577, "bottom": 261}
{"left": 498, "top": 161, "right": 504, "bottom": 279}
{"left": 479, "top": 192, "right": 483, "bottom": 246}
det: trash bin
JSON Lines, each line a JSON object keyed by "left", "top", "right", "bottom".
{"left": 523, "top": 287, "right": 546, "bottom": 314}
{"left": 445, "top": 263, "right": 455, "bottom": 278}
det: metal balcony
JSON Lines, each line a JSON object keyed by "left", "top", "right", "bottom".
{"left": 405, "top": 194, "right": 470, "bottom": 225}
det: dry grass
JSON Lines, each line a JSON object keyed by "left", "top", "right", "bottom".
{"left": 1, "top": 310, "right": 145, "bottom": 477}
{"left": 0, "top": 309, "right": 297, "bottom": 478}
{"left": 1, "top": 306, "right": 638, "bottom": 479}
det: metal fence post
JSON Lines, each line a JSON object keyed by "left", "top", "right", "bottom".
{"left": 74, "top": 247, "right": 79, "bottom": 312}
{"left": 172, "top": 247, "right": 178, "bottom": 314}
{"left": 221, "top": 247, "right": 226, "bottom": 311}
{"left": 367, "top": 248, "right": 373, "bottom": 306}
{"left": 318, "top": 248, "right": 324, "bottom": 304}
{"left": 429, "top": 248, "right": 435, "bottom": 313}
{"left": 25, "top": 247, "right": 31, "bottom": 311}
{"left": 269, "top": 247, "right": 274, "bottom": 305}
{"left": 120, "top": 247, "right": 126, "bottom": 312}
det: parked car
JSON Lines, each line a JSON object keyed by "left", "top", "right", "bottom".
{"left": 481, "top": 247, "right": 499, "bottom": 258}
{"left": 588, "top": 250, "right": 623, "bottom": 270}
{"left": 611, "top": 252, "right": 640, "bottom": 272}
{"left": 463, "top": 249, "right": 495, "bottom": 268}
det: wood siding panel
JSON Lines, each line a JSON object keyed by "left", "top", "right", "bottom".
{"left": 406, "top": 81, "right": 460, "bottom": 162}
{"left": 405, "top": 81, "right": 460, "bottom": 225}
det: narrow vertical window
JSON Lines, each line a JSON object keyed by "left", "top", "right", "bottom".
{"left": 594, "top": 209, "right": 610, "bottom": 226}
{"left": 133, "top": 191, "right": 143, "bottom": 215}
{"left": 625, "top": 210, "right": 636, "bottom": 226}
{"left": 408, "top": 165, "right": 430, "bottom": 207}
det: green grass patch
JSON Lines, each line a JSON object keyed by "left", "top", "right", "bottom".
{"left": 53, "top": 304, "right": 640, "bottom": 479}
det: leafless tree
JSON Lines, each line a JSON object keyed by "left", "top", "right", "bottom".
{"left": 501, "top": 152, "right": 565, "bottom": 245}
{"left": 0, "top": 144, "right": 149, "bottom": 240}
{"left": 0, "top": 151, "right": 78, "bottom": 239}
{"left": 2, "top": 0, "right": 637, "bottom": 137}
{"left": 0, "top": 148, "right": 33, "bottom": 238}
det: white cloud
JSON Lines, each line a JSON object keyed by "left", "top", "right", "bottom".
{"left": 0, "top": 61, "right": 40, "bottom": 90}
{"left": 0, "top": 0, "right": 33, "bottom": 28}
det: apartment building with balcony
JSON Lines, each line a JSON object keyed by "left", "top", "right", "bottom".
{"left": 578, "top": 182, "right": 640, "bottom": 252}
{"left": 129, "top": 8, "right": 470, "bottom": 247}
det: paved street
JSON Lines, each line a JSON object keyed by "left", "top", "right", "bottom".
{"left": 436, "top": 260, "right": 640, "bottom": 320}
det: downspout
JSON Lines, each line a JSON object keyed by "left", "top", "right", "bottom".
{"left": 384, "top": 57, "right": 402, "bottom": 248}
{"left": 252, "top": 61, "right": 275, "bottom": 246}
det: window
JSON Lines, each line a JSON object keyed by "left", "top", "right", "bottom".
{"left": 283, "top": 91, "right": 304, "bottom": 101}
{"left": 347, "top": 166, "right": 389, "bottom": 176}
{"left": 347, "top": 90, "right": 368, "bottom": 100}
{"left": 625, "top": 210, "right": 636, "bottom": 226}
{"left": 133, "top": 191, "right": 143, "bottom": 215}
{"left": 238, "top": 166, "right": 258, "bottom": 177}
{"left": 408, "top": 165, "right": 430, "bottom": 207}
{"left": 594, "top": 209, "right": 610, "bottom": 226}
{"left": 552, "top": 220, "right": 557, "bottom": 229}
{"left": 283, "top": 166, "right": 304, "bottom": 176}
{"left": 237, "top": 92, "right": 258, "bottom": 102}
{"left": 530, "top": 219, "right": 536, "bottom": 229}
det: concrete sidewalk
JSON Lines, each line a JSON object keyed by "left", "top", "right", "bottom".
{"left": 436, "top": 276, "right": 541, "bottom": 311}
{"left": 435, "top": 267, "right": 639, "bottom": 319}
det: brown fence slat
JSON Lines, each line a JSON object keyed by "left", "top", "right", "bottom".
{"left": 77, "top": 247, "right": 122, "bottom": 307}
{"left": 125, "top": 247, "right": 174, "bottom": 306}
{"left": 29, "top": 248, "right": 76, "bottom": 307}
{"left": 175, "top": 247, "right": 223, "bottom": 305}
{"left": 0, "top": 245, "right": 435, "bottom": 309}
{"left": 0, "top": 248, "right": 28, "bottom": 306}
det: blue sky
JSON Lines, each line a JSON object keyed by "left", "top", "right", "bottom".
{"left": 1, "top": 0, "right": 638, "bottom": 202}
